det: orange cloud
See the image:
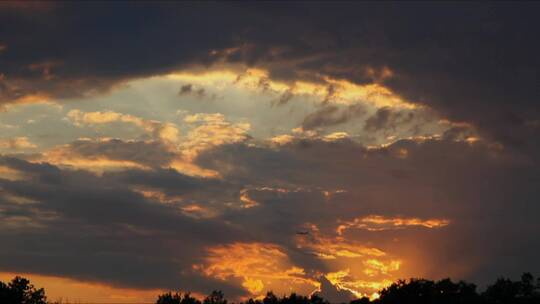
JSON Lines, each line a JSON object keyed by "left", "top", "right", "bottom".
{"left": 67, "top": 109, "right": 180, "bottom": 144}
{"left": 0, "top": 165, "right": 27, "bottom": 181}
{"left": 0, "top": 137, "right": 37, "bottom": 150}
{"left": 2, "top": 93, "right": 54, "bottom": 109}
{"left": 325, "top": 269, "right": 394, "bottom": 299}
{"left": 181, "top": 113, "right": 250, "bottom": 160}
{"left": 167, "top": 67, "right": 416, "bottom": 110}
{"left": 131, "top": 187, "right": 220, "bottom": 218}
{"left": 239, "top": 189, "right": 259, "bottom": 208}
{"left": 294, "top": 224, "right": 403, "bottom": 298}
{"left": 270, "top": 134, "right": 295, "bottom": 145}
{"left": 337, "top": 215, "right": 450, "bottom": 235}
{"left": 38, "top": 142, "right": 150, "bottom": 174}
{"left": 195, "top": 242, "right": 319, "bottom": 297}
{"left": 295, "top": 226, "right": 386, "bottom": 260}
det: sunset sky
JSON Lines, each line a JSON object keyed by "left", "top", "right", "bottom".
{"left": 1, "top": 2, "right": 540, "bottom": 303}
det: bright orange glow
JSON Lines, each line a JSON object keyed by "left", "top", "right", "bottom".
{"left": 195, "top": 242, "right": 319, "bottom": 297}
{"left": 337, "top": 215, "right": 450, "bottom": 234}
{"left": 293, "top": 224, "right": 403, "bottom": 298}
{"left": 295, "top": 228, "right": 386, "bottom": 260}
{"left": 0, "top": 272, "right": 163, "bottom": 304}
{"left": 325, "top": 269, "right": 395, "bottom": 299}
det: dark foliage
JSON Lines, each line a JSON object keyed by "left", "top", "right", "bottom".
{"left": 157, "top": 292, "right": 201, "bottom": 304}
{"left": 155, "top": 274, "right": 540, "bottom": 304}
{"left": 481, "top": 273, "right": 540, "bottom": 304}
{"left": 373, "top": 278, "right": 479, "bottom": 304}
{"left": 2, "top": 273, "right": 540, "bottom": 304}
{"left": 0, "top": 276, "right": 47, "bottom": 304}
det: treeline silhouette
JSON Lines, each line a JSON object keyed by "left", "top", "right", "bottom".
{"left": 1, "top": 273, "right": 540, "bottom": 304}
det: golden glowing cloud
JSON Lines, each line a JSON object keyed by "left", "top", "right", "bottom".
{"left": 132, "top": 188, "right": 220, "bottom": 218}
{"left": 295, "top": 228, "right": 386, "bottom": 260}
{"left": 270, "top": 134, "right": 295, "bottom": 145}
{"left": 0, "top": 166, "right": 28, "bottom": 181}
{"left": 168, "top": 67, "right": 416, "bottom": 110}
{"left": 0, "top": 137, "right": 37, "bottom": 150}
{"left": 239, "top": 189, "right": 259, "bottom": 208}
{"left": 181, "top": 113, "right": 250, "bottom": 160}
{"left": 40, "top": 109, "right": 243, "bottom": 177}
{"left": 180, "top": 204, "right": 218, "bottom": 219}
{"left": 269, "top": 129, "right": 350, "bottom": 146}
{"left": 169, "top": 159, "right": 220, "bottom": 178}
{"left": 1, "top": 93, "right": 55, "bottom": 110}
{"left": 325, "top": 269, "right": 394, "bottom": 299}
{"left": 195, "top": 242, "right": 319, "bottom": 296}
{"left": 337, "top": 215, "right": 450, "bottom": 235}
{"left": 323, "top": 132, "right": 349, "bottom": 142}
{"left": 294, "top": 224, "right": 404, "bottom": 298}
{"left": 67, "top": 109, "right": 180, "bottom": 144}
{"left": 37, "top": 143, "right": 150, "bottom": 174}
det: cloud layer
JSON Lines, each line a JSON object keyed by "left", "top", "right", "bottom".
{"left": 1, "top": 2, "right": 540, "bottom": 302}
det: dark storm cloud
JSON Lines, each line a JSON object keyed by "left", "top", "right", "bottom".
{"left": 179, "top": 84, "right": 208, "bottom": 99}
{"left": 210, "top": 3, "right": 540, "bottom": 152}
{"left": 63, "top": 138, "right": 177, "bottom": 168}
{"left": 302, "top": 104, "right": 365, "bottom": 130}
{"left": 0, "top": 156, "right": 247, "bottom": 296}
{"left": 180, "top": 84, "right": 195, "bottom": 95}
{"left": 2, "top": 2, "right": 540, "bottom": 152}
{"left": 0, "top": 2, "right": 242, "bottom": 103}
{"left": 1, "top": 135, "right": 540, "bottom": 295}
{"left": 364, "top": 107, "right": 414, "bottom": 132}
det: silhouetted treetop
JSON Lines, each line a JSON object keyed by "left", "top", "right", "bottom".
{"left": 204, "top": 290, "right": 227, "bottom": 304}
{"left": 375, "top": 278, "right": 479, "bottom": 304}
{"left": 0, "top": 276, "right": 47, "bottom": 304}
{"left": 157, "top": 292, "right": 201, "bottom": 304}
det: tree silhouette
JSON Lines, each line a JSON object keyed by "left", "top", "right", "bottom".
{"left": 482, "top": 272, "right": 540, "bottom": 304}
{"left": 151, "top": 274, "right": 540, "bottom": 304}
{"left": 374, "top": 278, "right": 479, "bottom": 304}
{"left": 2, "top": 272, "right": 540, "bottom": 304}
{"left": 349, "top": 297, "right": 370, "bottom": 304}
{"left": 263, "top": 292, "right": 279, "bottom": 304}
{"left": 309, "top": 294, "right": 329, "bottom": 304}
{"left": 204, "top": 290, "right": 227, "bottom": 304}
{"left": 0, "top": 276, "right": 47, "bottom": 304}
{"left": 156, "top": 292, "right": 204, "bottom": 304}
{"left": 157, "top": 292, "right": 184, "bottom": 304}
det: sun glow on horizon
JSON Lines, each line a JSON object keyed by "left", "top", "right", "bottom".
{"left": 0, "top": 272, "right": 164, "bottom": 304}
